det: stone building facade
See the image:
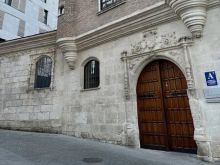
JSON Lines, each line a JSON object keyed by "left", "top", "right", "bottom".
{"left": 0, "top": 0, "right": 220, "bottom": 162}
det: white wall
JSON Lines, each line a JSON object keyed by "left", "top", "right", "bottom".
{"left": 0, "top": 0, "right": 58, "bottom": 40}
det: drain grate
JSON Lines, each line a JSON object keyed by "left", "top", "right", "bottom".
{"left": 82, "top": 157, "right": 103, "bottom": 163}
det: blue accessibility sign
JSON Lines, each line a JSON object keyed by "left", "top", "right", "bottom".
{"left": 205, "top": 71, "right": 218, "bottom": 86}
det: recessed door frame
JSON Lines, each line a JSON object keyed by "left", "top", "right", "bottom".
{"left": 125, "top": 53, "right": 206, "bottom": 149}
{"left": 136, "top": 59, "right": 197, "bottom": 153}
{"left": 121, "top": 34, "right": 213, "bottom": 160}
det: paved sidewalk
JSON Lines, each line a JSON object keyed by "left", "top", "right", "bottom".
{"left": 0, "top": 129, "right": 218, "bottom": 165}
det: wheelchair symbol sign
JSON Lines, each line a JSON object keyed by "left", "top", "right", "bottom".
{"left": 205, "top": 71, "right": 218, "bottom": 86}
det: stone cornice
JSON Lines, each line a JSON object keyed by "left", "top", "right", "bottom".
{"left": 70, "top": 0, "right": 219, "bottom": 51}
{"left": 0, "top": 31, "right": 57, "bottom": 56}
{"left": 74, "top": 2, "right": 177, "bottom": 51}
{"left": 208, "top": 0, "right": 220, "bottom": 9}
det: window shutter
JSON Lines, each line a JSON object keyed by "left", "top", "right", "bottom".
{"left": 17, "top": 19, "right": 25, "bottom": 37}
{"left": 0, "top": 10, "right": 4, "bottom": 29}
{"left": 19, "top": 0, "right": 26, "bottom": 13}
{"left": 38, "top": 8, "right": 44, "bottom": 23}
{"left": 12, "top": 0, "right": 19, "bottom": 9}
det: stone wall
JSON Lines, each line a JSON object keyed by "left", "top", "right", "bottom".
{"left": 188, "top": 7, "right": 220, "bottom": 161}
{"left": 0, "top": 33, "right": 63, "bottom": 133}
{"left": 58, "top": 3, "right": 220, "bottom": 161}
{"left": 61, "top": 44, "right": 128, "bottom": 144}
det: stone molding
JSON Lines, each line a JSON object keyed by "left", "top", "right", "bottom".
{"left": 55, "top": 1, "right": 219, "bottom": 52}
{"left": 0, "top": 31, "right": 56, "bottom": 56}
{"left": 74, "top": 2, "right": 178, "bottom": 51}
{"left": 130, "top": 28, "right": 178, "bottom": 55}
{"left": 121, "top": 51, "right": 130, "bottom": 100}
{"left": 208, "top": 0, "right": 220, "bottom": 8}
{"left": 166, "top": 0, "right": 209, "bottom": 38}
{"left": 121, "top": 30, "right": 196, "bottom": 94}
{"left": 28, "top": 49, "right": 56, "bottom": 91}
{"left": 56, "top": 37, "right": 78, "bottom": 69}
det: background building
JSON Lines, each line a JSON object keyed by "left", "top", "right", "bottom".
{"left": 0, "top": 0, "right": 58, "bottom": 41}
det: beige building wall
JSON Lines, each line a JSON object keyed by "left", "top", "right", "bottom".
{"left": 0, "top": 32, "right": 62, "bottom": 132}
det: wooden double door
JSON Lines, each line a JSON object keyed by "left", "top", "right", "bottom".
{"left": 137, "top": 60, "right": 197, "bottom": 153}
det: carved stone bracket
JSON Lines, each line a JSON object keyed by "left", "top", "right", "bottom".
{"left": 166, "top": 0, "right": 208, "bottom": 38}
{"left": 57, "top": 37, "right": 78, "bottom": 69}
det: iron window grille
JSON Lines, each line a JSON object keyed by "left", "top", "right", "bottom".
{"left": 35, "top": 56, "right": 52, "bottom": 89}
{"left": 100, "top": 0, "right": 125, "bottom": 10}
{"left": 84, "top": 60, "right": 100, "bottom": 89}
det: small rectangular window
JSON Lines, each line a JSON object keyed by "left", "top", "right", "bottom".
{"left": 5, "top": 0, "right": 12, "bottom": 6}
{"left": 43, "top": 9, "right": 48, "bottom": 24}
{"left": 58, "top": 6, "right": 64, "bottom": 16}
{"left": 101, "top": 0, "right": 118, "bottom": 10}
{"left": 41, "top": 0, "right": 47, "bottom": 3}
{"left": 98, "top": 0, "right": 126, "bottom": 14}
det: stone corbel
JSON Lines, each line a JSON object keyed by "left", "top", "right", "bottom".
{"left": 166, "top": 0, "right": 208, "bottom": 38}
{"left": 57, "top": 37, "right": 78, "bottom": 69}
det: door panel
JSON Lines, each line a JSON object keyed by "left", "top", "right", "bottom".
{"left": 137, "top": 60, "right": 197, "bottom": 153}
{"left": 137, "top": 61, "right": 168, "bottom": 150}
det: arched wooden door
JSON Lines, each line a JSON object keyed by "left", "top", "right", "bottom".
{"left": 136, "top": 60, "right": 197, "bottom": 153}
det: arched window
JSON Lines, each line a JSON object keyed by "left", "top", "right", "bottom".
{"left": 35, "top": 56, "right": 52, "bottom": 88}
{"left": 84, "top": 60, "right": 100, "bottom": 89}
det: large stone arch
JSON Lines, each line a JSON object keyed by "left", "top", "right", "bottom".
{"left": 126, "top": 53, "right": 192, "bottom": 146}
{"left": 121, "top": 29, "right": 212, "bottom": 160}
{"left": 131, "top": 54, "right": 186, "bottom": 95}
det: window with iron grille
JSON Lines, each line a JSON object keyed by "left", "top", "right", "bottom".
{"left": 35, "top": 56, "right": 52, "bottom": 88}
{"left": 100, "top": 0, "right": 125, "bottom": 11}
{"left": 84, "top": 60, "right": 100, "bottom": 89}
